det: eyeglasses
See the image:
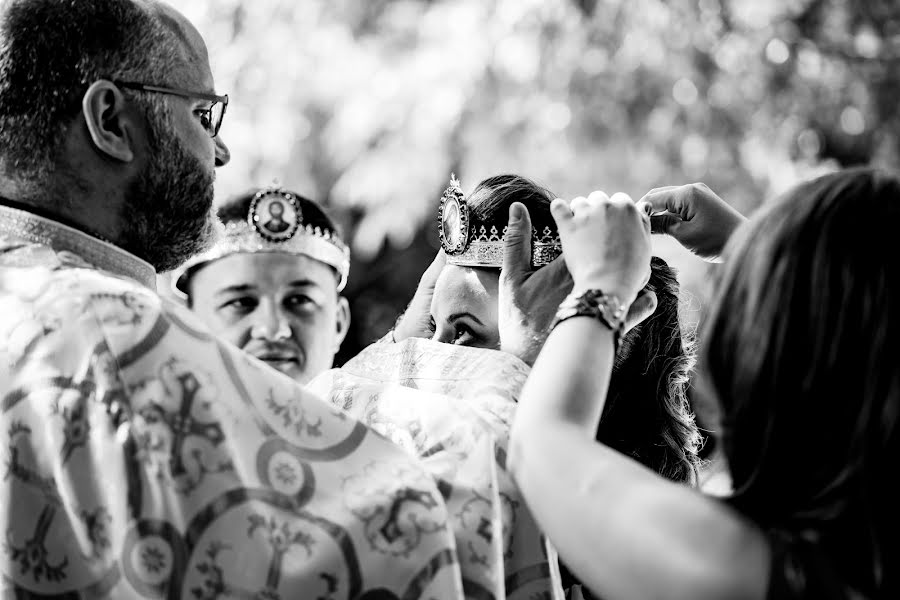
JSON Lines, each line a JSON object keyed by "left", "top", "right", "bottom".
{"left": 114, "top": 80, "right": 228, "bottom": 138}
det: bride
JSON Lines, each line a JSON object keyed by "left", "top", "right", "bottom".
{"left": 400, "top": 173, "right": 701, "bottom": 486}
{"left": 357, "top": 172, "right": 703, "bottom": 597}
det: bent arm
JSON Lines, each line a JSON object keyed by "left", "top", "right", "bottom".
{"left": 509, "top": 316, "right": 771, "bottom": 600}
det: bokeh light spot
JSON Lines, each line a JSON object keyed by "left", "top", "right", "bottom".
{"left": 673, "top": 78, "right": 699, "bottom": 106}
{"left": 765, "top": 38, "right": 790, "bottom": 64}
{"left": 797, "top": 129, "right": 821, "bottom": 157}
{"left": 840, "top": 107, "right": 865, "bottom": 135}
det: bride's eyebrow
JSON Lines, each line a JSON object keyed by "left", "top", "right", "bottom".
{"left": 448, "top": 312, "right": 484, "bottom": 326}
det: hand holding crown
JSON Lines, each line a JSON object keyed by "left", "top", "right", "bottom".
{"left": 550, "top": 191, "right": 652, "bottom": 307}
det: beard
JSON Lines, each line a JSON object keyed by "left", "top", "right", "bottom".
{"left": 119, "top": 121, "right": 217, "bottom": 273}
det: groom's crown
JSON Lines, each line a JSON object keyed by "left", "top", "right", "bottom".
{"left": 173, "top": 185, "right": 350, "bottom": 297}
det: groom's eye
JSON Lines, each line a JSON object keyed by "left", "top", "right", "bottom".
{"left": 284, "top": 293, "right": 317, "bottom": 312}
{"left": 219, "top": 296, "right": 257, "bottom": 315}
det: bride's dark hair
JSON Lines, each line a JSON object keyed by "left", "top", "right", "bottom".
{"left": 468, "top": 174, "right": 701, "bottom": 484}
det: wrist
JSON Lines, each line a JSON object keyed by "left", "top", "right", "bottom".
{"left": 551, "top": 289, "right": 628, "bottom": 351}
{"left": 571, "top": 280, "right": 637, "bottom": 307}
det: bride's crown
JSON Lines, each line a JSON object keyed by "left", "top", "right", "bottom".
{"left": 438, "top": 174, "right": 562, "bottom": 268}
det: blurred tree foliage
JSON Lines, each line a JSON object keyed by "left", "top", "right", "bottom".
{"left": 166, "top": 0, "right": 900, "bottom": 363}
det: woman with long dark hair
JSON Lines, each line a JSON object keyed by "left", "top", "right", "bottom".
{"left": 510, "top": 168, "right": 899, "bottom": 599}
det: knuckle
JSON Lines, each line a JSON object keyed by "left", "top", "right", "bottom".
{"left": 687, "top": 183, "right": 702, "bottom": 203}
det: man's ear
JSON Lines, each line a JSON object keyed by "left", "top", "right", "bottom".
{"left": 334, "top": 296, "right": 351, "bottom": 352}
{"left": 82, "top": 80, "right": 138, "bottom": 162}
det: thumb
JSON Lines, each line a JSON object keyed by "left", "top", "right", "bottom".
{"left": 650, "top": 212, "right": 682, "bottom": 235}
{"left": 502, "top": 202, "right": 533, "bottom": 283}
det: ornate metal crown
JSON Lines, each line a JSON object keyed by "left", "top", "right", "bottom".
{"left": 173, "top": 186, "right": 351, "bottom": 297}
{"left": 438, "top": 174, "right": 562, "bottom": 268}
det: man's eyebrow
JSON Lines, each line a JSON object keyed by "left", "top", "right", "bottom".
{"left": 213, "top": 284, "right": 256, "bottom": 296}
{"left": 286, "top": 279, "right": 322, "bottom": 289}
{"left": 448, "top": 312, "right": 484, "bottom": 326}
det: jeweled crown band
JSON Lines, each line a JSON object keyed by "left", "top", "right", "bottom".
{"left": 172, "top": 187, "right": 351, "bottom": 298}
{"left": 446, "top": 224, "right": 562, "bottom": 268}
{"left": 447, "top": 240, "right": 562, "bottom": 267}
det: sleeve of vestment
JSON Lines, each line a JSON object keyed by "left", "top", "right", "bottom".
{"left": 1, "top": 269, "right": 468, "bottom": 598}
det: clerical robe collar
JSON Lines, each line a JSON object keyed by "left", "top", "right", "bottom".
{"left": 0, "top": 201, "right": 156, "bottom": 289}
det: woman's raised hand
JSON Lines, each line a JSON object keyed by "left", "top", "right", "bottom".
{"left": 551, "top": 191, "right": 651, "bottom": 307}
{"left": 639, "top": 183, "right": 746, "bottom": 262}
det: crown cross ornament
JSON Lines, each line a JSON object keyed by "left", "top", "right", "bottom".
{"left": 437, "top": 174, "right": 562, "bottom": 268}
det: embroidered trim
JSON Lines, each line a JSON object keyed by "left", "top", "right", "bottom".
{"left": 0, "top": 204, "right": 156, "bottom": 288}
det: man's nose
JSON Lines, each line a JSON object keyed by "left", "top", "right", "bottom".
{"left": 214, "top": 135, "right": 231, "bottom": 168}
{"left": 249, "top": 301, "right": 291, "bottom": 341}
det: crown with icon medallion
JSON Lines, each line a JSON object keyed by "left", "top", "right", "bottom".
{"left": 173, "top": 184, "right": 350, "bottom": 297}
{"left": 438, "top": 173, "right": 562, "bottom": 268}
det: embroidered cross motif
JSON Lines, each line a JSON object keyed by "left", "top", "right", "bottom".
{"left": 136, "top": 371, "right": 229, "bottom": 493}
{"left": 247, "top": 513, "right": 315, "bottom": 593}
{"left": 4, "top": 505, "right": 69, "bottom": 583}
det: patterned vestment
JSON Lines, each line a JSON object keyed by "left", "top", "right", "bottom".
{"left": 0, "top": 204, "right": 559, "bottom": 599}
